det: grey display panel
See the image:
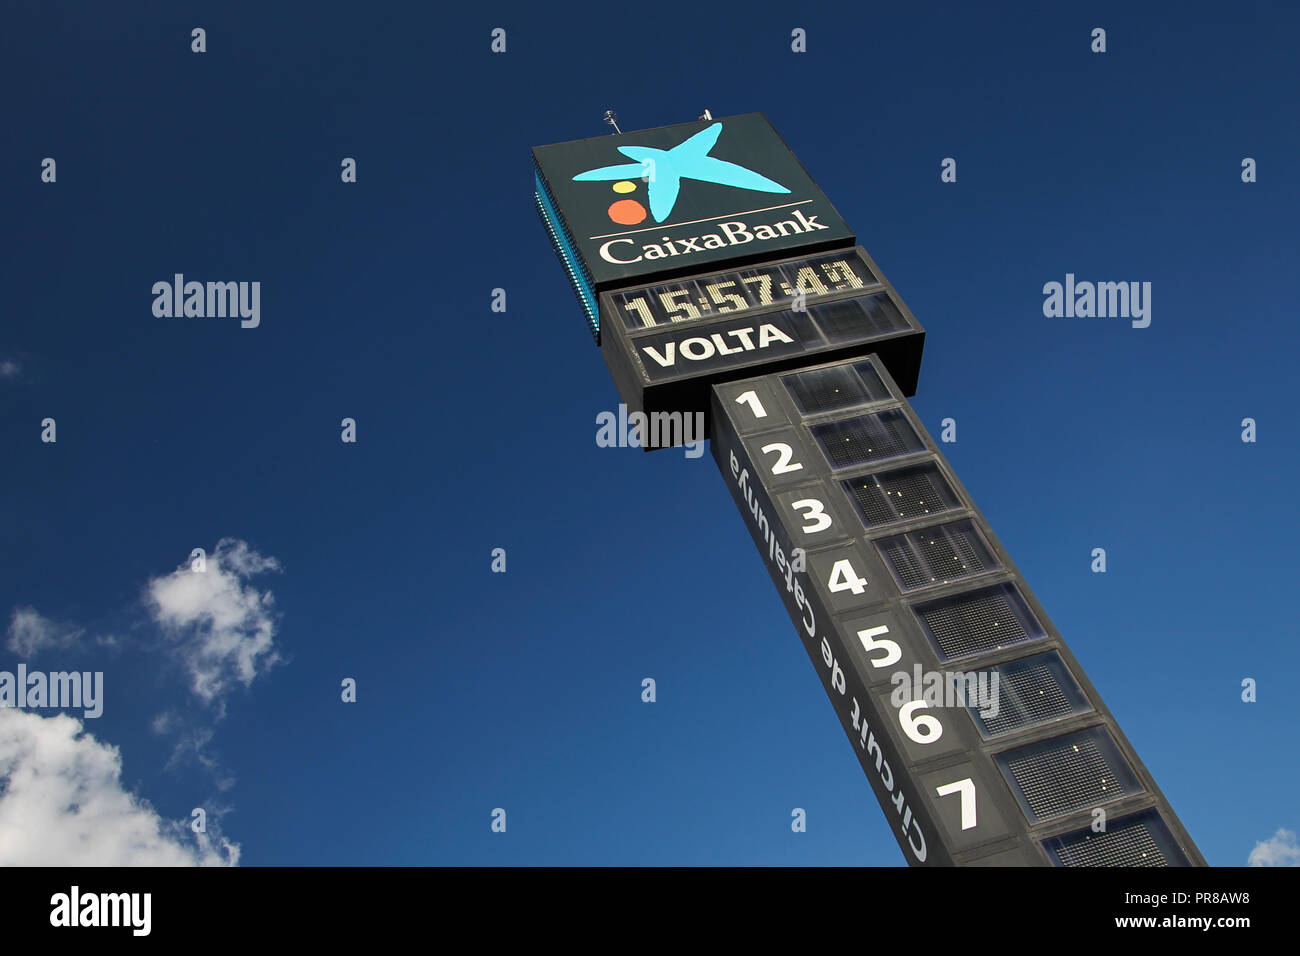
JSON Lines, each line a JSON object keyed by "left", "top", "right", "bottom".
{"left": 710, "top": 355, "right": 1206, "bottom": 866}
{"left": 1042, "top": 808, "right": 1192, "bottom": 867}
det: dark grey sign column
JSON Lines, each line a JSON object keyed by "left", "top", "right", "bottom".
{"left": 535, "top": 112, "right": 1205, "bottom": 866}
{"left": 710, "top": 354, "right": 1207, "bottom": 866}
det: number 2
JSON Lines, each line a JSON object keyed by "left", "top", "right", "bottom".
{"left": 760, "top": 442, "right": 802, "bottom": 474}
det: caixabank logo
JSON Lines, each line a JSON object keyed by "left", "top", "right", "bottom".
{"left": 533, "top": 113, "right": 854, "bottom": 291}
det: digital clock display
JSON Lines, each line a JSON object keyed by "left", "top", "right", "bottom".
{"left": 610, "top": 250, "right": 881, "bottom": 331}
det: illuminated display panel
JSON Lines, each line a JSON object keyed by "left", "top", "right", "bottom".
{"left": 611, "top": 249, "right": 880, "bottom": 331}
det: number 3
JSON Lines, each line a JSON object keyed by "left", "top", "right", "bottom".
{"left": 791, "top": 498, "right": 832, "bottom": 533}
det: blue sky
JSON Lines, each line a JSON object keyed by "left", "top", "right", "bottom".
{"left": 1, "top": 0, "right": 1297, "bottom": 866}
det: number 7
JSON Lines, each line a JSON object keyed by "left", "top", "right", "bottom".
{"left": 935, "top": 778, "right": 977, "bottom": 830}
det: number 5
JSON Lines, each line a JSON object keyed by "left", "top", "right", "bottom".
{"left": 855, "top": 624, "right": 899, "bottom": 667}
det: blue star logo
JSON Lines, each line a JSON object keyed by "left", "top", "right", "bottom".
{"left": 573, "top": 122, "right": 790, "bottom": 223}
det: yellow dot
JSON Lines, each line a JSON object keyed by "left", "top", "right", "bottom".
{"left": 612, "top": 181, "right": 636, "bottom": 194}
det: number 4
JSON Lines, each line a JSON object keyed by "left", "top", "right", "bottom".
{"left": 828, "top": 558, "right": 868, "bottom": 595}
{"left": 935, "top": 778, "right": 977, "bottom": 830}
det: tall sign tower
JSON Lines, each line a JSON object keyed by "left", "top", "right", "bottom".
{"left": 534, "top": 113, "right": 1204, "bottom": 866}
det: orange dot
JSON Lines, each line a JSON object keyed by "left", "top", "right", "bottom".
{"left": 608, "top": 199, "right": 646, "bottom": 225}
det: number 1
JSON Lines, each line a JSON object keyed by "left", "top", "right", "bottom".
{"left": 735, "top": 390, "right": 767, "bottom": 419}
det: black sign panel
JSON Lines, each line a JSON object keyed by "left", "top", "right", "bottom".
{"left": 594, "top": 247, "right": 927, "bottom": 438}
{"left": 533, "top": 113, "right": 853, "bottom": 290}
{"left": 635, "top": 312, "right": 806, "bottom": 382}
{"left": 709, "top": 355, "right": 1208, "bottom": 866}
{"left": 710, "top": 381, "right": 955, "bottom": 866}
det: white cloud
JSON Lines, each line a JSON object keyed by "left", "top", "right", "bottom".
{"left": 0, "top": 709, "right": 237, "bottom": 865}
{"left": 6, "top": 607, "right": 84, "bottom": 657}
{"left": 151, "top": 714, "right": 237, "bottom": 791}
{"left": 145, "top": 539, "right": 282, "bottom": 711}
{"left": 1248, "top": 827, "right": 1300, "bottom": 866}
{"left": 0, "top": 359, "right": 19, "bottom": 380}
{"left": 150, "top": 711, "right": 177, "bottom": 735}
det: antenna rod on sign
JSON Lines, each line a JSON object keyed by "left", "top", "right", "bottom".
{"left": 699, "top": 108, "right": 712, "bottom": 120}
{"left": 603, "top": 109, "right": 621, "bottom": 134}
